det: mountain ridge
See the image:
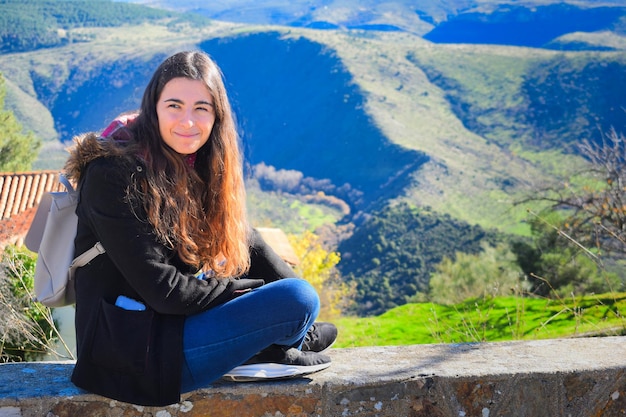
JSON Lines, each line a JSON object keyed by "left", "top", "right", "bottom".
{"left": 122, "top": 0, "right": 626, "bottom": 49}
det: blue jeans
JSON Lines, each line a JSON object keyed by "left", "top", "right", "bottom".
{"left": 180, "top": 278, "right": 320, "bottom": 392}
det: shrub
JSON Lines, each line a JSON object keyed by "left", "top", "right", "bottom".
{"left": 0, "top": 246, "right": 57, "bottom": 362}
{"left": 429, "top": 242, "right": 530, "bottom": 305}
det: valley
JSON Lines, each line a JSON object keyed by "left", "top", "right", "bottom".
{"left": 1, "top": 0, "right": 626, "bottom": 315}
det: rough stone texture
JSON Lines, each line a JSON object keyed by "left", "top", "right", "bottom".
{"left": 0, "top": 336, "right": 625, "bottom": 416}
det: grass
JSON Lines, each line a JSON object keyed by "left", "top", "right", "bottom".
{"left": 333, "top": 292, "right": 626, "bottom": 348}
{"left": 246, "top": 180, "right": 344, "bottom": 234}
{"left": 288, "top": 200, "right": 341, "bottom": 231}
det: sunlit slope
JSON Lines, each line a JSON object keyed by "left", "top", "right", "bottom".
{"left": 0, "top": 23, "right": 608, "bottom": 232}
{"left": 301, "top": 31, "right": 584, "bottom": 231}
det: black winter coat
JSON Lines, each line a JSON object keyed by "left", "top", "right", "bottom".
{"left": 70, "top": 154, "right": 292, "bottom": 406}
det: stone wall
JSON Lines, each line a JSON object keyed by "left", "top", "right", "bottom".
{"left": 0, "top": 336, "right": 625, "bottom": 416}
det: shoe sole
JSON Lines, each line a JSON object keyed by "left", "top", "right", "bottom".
{"left": 222, "top": 361, "right": 331, "bottom": 382}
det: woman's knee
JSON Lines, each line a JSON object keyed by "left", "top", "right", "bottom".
{"left": 267, "top": 278, "right": 320, "bottom": 315}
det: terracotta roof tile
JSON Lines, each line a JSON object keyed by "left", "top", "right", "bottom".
{"left": 0, "top": 171, "right": 62, "bottom": 250}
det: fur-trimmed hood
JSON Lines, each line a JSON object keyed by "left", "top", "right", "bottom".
{"left": 64, "top": 132, "right": 127, "bottom": 184}
{"left": 64, "top": 114, "right": 137, "bottom": 183}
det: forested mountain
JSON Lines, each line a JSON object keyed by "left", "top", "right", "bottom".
{"left": 0, "top": 0, "right": 181, "bottom": 53}
{"left": 2, "top": 0, "right": 626, "bottom": 315}
{"left": 337, "top": 203, "right": 500, "bottom": 316}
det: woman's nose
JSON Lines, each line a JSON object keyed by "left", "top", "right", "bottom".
{"left": 179, "top": 111, "right": 194, "bottom": 128}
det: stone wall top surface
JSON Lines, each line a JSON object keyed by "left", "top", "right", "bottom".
{"left": 0, "top": 336, "right": 625, "bottom": 416}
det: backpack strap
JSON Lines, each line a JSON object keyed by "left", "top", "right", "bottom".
{"left": 63, "top": 172, "right": 105, "bottom": 276}
{"left": 69, "top": 241, "right": 106, "bottom": 280}
{"left": 59, "top": 173, "right": 75, "bottom": 193}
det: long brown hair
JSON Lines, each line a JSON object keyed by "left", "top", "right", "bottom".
{"left": 127, "top": 51, "right": 250, "bottom": 277}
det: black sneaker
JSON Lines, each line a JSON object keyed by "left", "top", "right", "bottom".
{"left": 223, "top": 346, "right": 331, "bottom": 382}
{"left": 302, "top": 322, "right": 338, "bottom": 353}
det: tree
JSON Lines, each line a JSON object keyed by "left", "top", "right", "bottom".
{"left": 0, "top": 73, "right": 41, "bottom": 172}
{"left": 513, "top": 128, "right": 626, "bottom": 297}
{"left": 429, "top": 242, "right": 528, "bottom": 305}
{"left": 337, "top": 202, "right": 497, "bottom": 316}
{"left": 288, "top": 230, "right": 350, "bottom": 320}
{"left": 523, "top": 129, "right": 626, "bottom": 257}
{"left": 511, "top": 212, "right": 622, "bottom": 297}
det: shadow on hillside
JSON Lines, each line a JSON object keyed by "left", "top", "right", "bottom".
{"left": 424, "top": 3, "right": 625, "bottom": 49}
{"left": 200, "top": 33, "right": 428, "bottom": 207}
{"left": 43, "top": 54, "right": 166, "bottom": 142}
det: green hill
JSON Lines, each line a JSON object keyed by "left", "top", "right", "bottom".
{"left": 334, "top": 292, "right": 626, "bottom": 347}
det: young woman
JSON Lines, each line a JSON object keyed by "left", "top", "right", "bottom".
{"left": 64, "top": 51, "right": 336, "bottom": 406}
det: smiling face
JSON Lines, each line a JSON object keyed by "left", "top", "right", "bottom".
{"left": 156, "top": 77, "right": 216, "bottom": 155}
